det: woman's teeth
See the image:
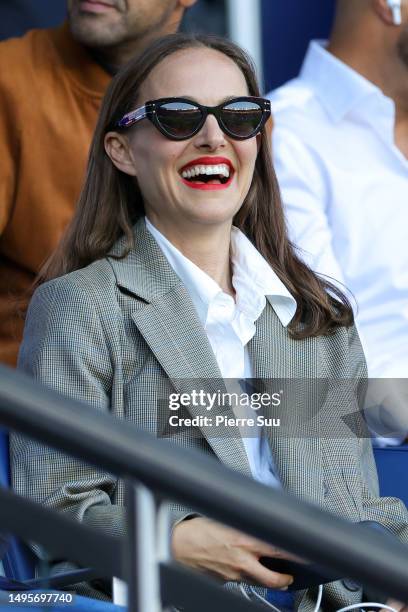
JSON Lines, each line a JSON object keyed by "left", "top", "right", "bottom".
{"left": 181, "top": 164, "right": 230, "bottom": 180}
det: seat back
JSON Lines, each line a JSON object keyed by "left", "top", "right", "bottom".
{"left": 0, "top": 427, "right": 10, "bottom": 487}
{"left": 374, "top": 444, "right": 408, "bottom": 507}
{"left": 261, "top": 0, "right": 336, "bottom": 92}
{"left": 0, "top": 428, "right": 36, "bottom": 580}
{"left": 0, "top": 427, "right": 11, "bottom": 564}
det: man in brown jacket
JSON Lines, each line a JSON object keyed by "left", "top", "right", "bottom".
{"left": 0, "top": 0, "right": 196, "bottom": 367}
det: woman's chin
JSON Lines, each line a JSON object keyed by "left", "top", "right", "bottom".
{"left": 177, "top": 198, "right": 242, "bottom": 226}
{"left": 183, "top": 209, "right": 238, "bottom": 228}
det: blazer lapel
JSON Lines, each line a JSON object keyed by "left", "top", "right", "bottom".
{"left": 248, "top": 301, "right": 324, "bottom": 507}
{"left": 109, "top": 219, "right": 252, "bottom": 476}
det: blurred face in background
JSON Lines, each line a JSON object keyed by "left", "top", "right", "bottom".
{"left": 67, "top": 0, "right": 182, "bottom": 49}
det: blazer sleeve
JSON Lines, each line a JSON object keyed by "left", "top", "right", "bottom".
{"left": 348, "top": 324, "right": 408, "bottom": 544}
{"left": 11, "top": 274, "right": 197, "bottom": 547}
{"left": 10, "top": 276, "right": 126, "bottom": 542}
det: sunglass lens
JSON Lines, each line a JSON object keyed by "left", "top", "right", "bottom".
{"left": 156, "top": 101, "right": 202, "bottom": 138}
{"left": 221, "top": 100, "right": 263, "bottom": 138}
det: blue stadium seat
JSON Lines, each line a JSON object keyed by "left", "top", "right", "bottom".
{"left": 374, "top": 444, "right": 408, "bottom": 507}
{"left": 0, "top": 428, "right": 8, "bottom": 484}
{"left": 0, "top": 428, "right": 36, "bottom": 580}
{"left": 0, "top": 428, "right": 124, "bottom": 610}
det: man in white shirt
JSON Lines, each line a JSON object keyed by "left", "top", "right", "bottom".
{"left": 268, "top": 0, "right": 408, "bottom": 442}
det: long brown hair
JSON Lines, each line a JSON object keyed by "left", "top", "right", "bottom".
{"left": 37, "top": 32, "right": 353, "bottom": 338}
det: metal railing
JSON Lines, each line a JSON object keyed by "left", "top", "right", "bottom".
{"left": 1, "top": 364, "right": 408, "bottom": 610}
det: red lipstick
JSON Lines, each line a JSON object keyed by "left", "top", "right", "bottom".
{"left": 181, "top": 178, "right": 233, "bottom": 191}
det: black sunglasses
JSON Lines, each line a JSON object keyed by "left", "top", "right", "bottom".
{"left": 116, "top": 96, "right": 271, "bottom": 141}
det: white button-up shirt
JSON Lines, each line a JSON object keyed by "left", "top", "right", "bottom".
{"left": 268, "top": 41, "right": 408, "bottom": 382}
{"left": 145, "top": 217, "right": 297, "bottom": 486}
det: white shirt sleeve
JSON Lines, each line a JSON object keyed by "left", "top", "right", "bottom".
{"left": 272, "top": 125, "right": 346, "bottom": 288}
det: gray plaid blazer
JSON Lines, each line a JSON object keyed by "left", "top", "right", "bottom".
{"left": 12, "top": 219, "right": 408, "bottom": 610}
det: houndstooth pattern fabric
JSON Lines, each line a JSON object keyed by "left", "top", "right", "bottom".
{"left": 11, "top": 219, "right": 408, "bottom": 610}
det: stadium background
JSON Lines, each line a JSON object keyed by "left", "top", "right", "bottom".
{"left": 0, "top": 0, "right": 336, "bottom": 92}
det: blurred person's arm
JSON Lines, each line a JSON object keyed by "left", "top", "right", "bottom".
{"left": 271, "top": 124, "right": 345, "bottom": 286}
{"left": 272, "top": 125, "right": 407, "bottom": 443}
{"left": 0, "top": 75, "right": 18, "bottom": 235}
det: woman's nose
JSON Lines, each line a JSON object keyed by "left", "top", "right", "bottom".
{"left": 193, "top": 114, "right": 226, "bottom": 150}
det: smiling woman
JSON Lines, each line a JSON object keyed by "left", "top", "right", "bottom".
{"left": 12, "top": 33, "right": 407, "bottom": 610}
{"left": 33, "top": 33, "right": 352, "bottom": 334}
{"left": 102, "top": 45, "right": 266, "bottom": 252}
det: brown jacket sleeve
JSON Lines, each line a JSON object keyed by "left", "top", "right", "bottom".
{"left": 0, "top": 61, "right": 19, "bottom": 235}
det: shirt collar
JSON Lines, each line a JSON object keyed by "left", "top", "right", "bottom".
{"left": 230, "top": 227, "right": 296, "bottom": 327}
{"left": 300, "top": 40, "right": 394, "bottom": 125}
{"left": 145, "top": 218, "right": 297, "bottom": 328}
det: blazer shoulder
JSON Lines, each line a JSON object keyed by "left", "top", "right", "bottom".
{"left": 32, "top": 258, "right": 118, "bottom": 312}
{"left": 314, "top": 323, "right": 367, "bottom": 379}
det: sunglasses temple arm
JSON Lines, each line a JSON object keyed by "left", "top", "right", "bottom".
{"left": 117, "top": 105, "right": 148, "bottom": 128}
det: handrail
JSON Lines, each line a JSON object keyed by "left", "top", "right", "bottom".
{"left": 0, "top": 487, "right": 123, "bottom": 580}
{"left": 1, "top": 364, "right": 408, "bottom": 602}
{"left": 0, "top": 489, "right": 267, "bottom": 611}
